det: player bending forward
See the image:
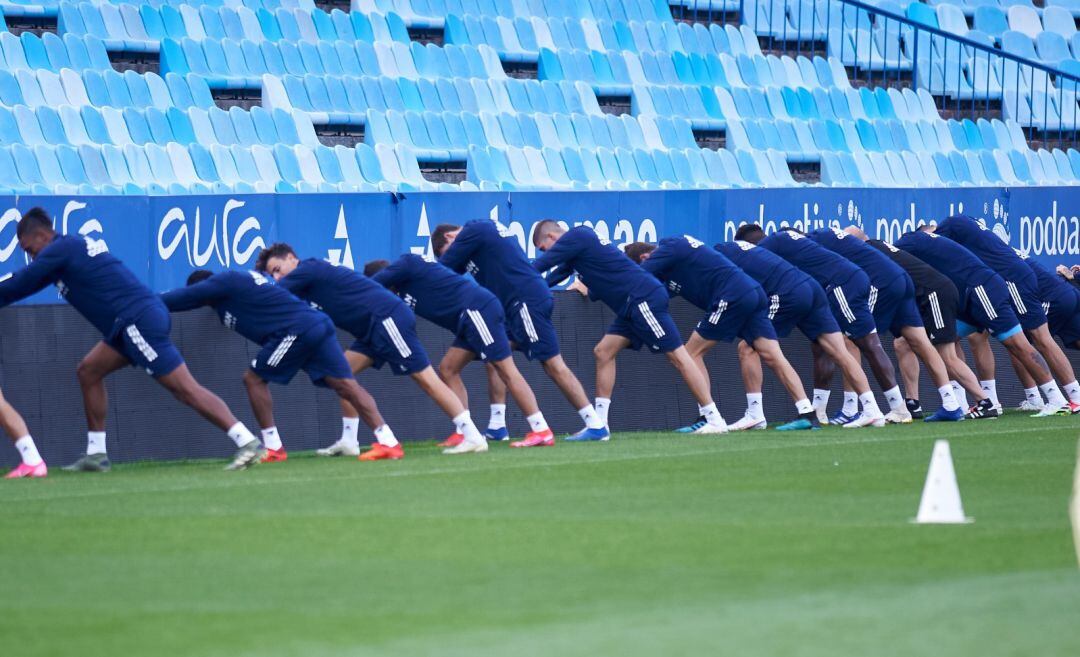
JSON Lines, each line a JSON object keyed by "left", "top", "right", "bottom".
{"left": 0, "top": 208, "right": 263, "bottom": 473}
{"left": 531, "top": 221, "right": 728, "bottom": 435}
{"left": 257, "top": 244, "right": 485, "bottom": 460}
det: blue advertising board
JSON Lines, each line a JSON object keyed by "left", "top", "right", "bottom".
{"left": 0, "top": 187, "right": 1077, "bottom": 303}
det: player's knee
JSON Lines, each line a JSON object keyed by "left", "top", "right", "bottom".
{"left": 76, "top": 358, "right": 98, "bottom": 385}
{"left": 438, "top": 359, "right": 458, "bottom": 380}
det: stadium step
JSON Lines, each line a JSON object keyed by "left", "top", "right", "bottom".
{"left": 693, "top": 128, "right": 726, "bottom": 150}
{"left": 211, "top": 88, "right": 262, "bottom": 111}
{"left": 108, "top": 51, "right": 159, "bottom": 76}
{"left": 421, "top": 162, "right": 467, "bottom": 184}
{"left": 407, "top": 26, "right": 444, "bottom": 47}
{"left": 315, "top": 125, "right": 366, "bottom": 149}
{"left": 2, "top": 13, "right": 57, "bottom": 37}
{"left": 598, "top": 95, "right": 632, "bottom": 116}
{"left": 668, "top": 4, "right": 740, "bottom": 27}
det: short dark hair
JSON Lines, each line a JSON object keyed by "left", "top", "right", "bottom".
{"left": 778, "top": 225, "right": 805, "bottom": 236}
{"left": 430, "top": 224, "right": 461, "bottom": 257}
{"left": 16, "top": 207, "right": 53, "bottom": 239}
{"left": 532, "top": 219, "right": 561, "bottom": 246}
{"left": 363, "top": 259, "right": 390, "bottom": 277}
{"left": 255, "top": 242, "right": 296, "bottom": 272}
{"left": 734, "top": 223, "right": 765, "bottom": 243}
{"left": 624, "top": 242, "right": 656, "bottom": 264}
{"left": 187, "top": 270, "right": 214, "bottom": 286}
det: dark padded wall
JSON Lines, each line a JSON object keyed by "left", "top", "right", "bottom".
{"left": 1, "top": 294, "right": 1076, "bottom": 466}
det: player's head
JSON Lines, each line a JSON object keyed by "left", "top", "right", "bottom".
{"left": 919, "top": 222, "right": 937, "bottom": 233}
{"left": 256, "top": 243, "right": 300, "bottom": 281}
{"left": 364, "top": 259, "right": 390, "bottom": 277}
{"left": 16, "top": 207, "right": 56, "bottom": 258}
{"left": 186, "top": 270, "right": 213, "bottom": 286}
{"left": 734, "top": 223, "right": 765, "bottom": 244}
{"left": 624, "top": 242, "right": 656, "bottom": 264}
{"left": 843, "top": 225, "right": 868, "bottom": 241}
{"left": 532, "top": 220, "right": 565, "bottom": 252}
{"left": 431, "top": 224, "right": 461, "bottom": 257}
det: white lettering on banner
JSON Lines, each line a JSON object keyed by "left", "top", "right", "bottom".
{"left": 157, "top": 200, "right": 265, "bottom": 267}
{"left": 0, "top": 202, "right": 108, "bottom": 264}
{"left": 327, "top": 205, "right": 354, "bottom": 269}
{"left": 0, "top": 208, "right": 20, "bottom": 262}
{"left": 1019, "top": 200, "right": 1080, "bottom": 256}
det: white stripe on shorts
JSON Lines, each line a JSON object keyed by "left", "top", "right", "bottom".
{"left": 381, "top": 317, "right": 412, "bottom": 358}
{"left": 868, "top": 285, "right": 878, "bottom": 313}
{"left": 467, "top": 310, "right": 495, "bottom": 346}
{"left": 709, "top": 300, "right": 728, "bottom": 325}
{"left": 519, "top": 303, "right": 539, "bottom": 343}
{"left": 267, "top": 335, "right": 297, "bottom": 367}
{"left": 638, "top": 301, "right": 666, "bottom": 338}
{"left": 974, "top": 285, "right": 997, "bottom": 320}
{"left": 1006, "top": 281, "right": 1027, "bottom": 315}
{"left": 927, "top": 291, "right": 944, "bottom": 330}
{"left": 125, "top": 325, "right": 158, "bottom": 363}
{"left": 833, "top": 286, "right": 856, "bottom": 323}
{"left": 767, "top": 294, "right": 780, "bottom": 320}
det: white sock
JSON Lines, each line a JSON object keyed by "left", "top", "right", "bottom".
{"left": 578, "top": 404, "right": 604, "bottom": 429}
{"left": 883, "top": 386, "right": 904, "bottom": 412}
{"left": 746, "top": 393, "right": 764, "bottom": 419}
{"left": 795, "top": 398, "right": 813, "bottom": 414}
{"left": 488, "top": 404, "right": 507, "bottom": 430}
{"left": 812, "top": 388, "right": 830, "bottom": 413}
{"left": 595, "top": 397, "right": 610, "bottom": 426}
{"left": 526, "top": 412, "right": 549, "bottom": 433}
{"left": 1062, "top": 380, "right": 1080, "bottom": 405}
{"left": 1024, "top": 386, "right": 1043, "bottom": 406}
{"left": 373, "top": 424, "right": 399, "bottom": 448}
{"left": 980, "top": 379, "right": 1000, "bottom": 408}
{"left": 842, "top": 391, "right": 859, "bottom": 416}
{"left": 87, "top": 431, "right": 106, "bottom": 455}
{"left": 340, "top": 417, "right": 360, "bottom": 448}
{"left": 1040, "top": 381, "right": 1068, "bottom": 407}
{"left": 938, "top": 385, "right": 960, "bottom": 411}
{"left": 453, "top": 411, "right": 484, "bottom": 443}
{"left": 859, "top": 392, "right": 882, "bottom": 416}
{"left": 701, "top": 402, "right": 725, "bottom": 427}
{"left": 260, "top": 427, "right": 282, "bottom": 451}
{"left": 227, "top": 422, "right": 258, "bottom": 447}
{"left": 952, "top": 381, "right": 969, "bottom": 409}
{"left": 15, "top": 436, "right": 42, "bottom": 466}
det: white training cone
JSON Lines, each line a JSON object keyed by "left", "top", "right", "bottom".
{"left": 1070, "top": 439, "right": 1079, "bottom": 567}
{"left": 913, "top": 440, "right": 973, "bottom": 524}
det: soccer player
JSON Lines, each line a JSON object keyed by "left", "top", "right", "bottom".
{"left": 625, "top": 235, "right": 818, "bottom": 431}
{"left": 366, "top": 254, "right": 555, "bottom": 452}
{"left": 432, "top": 220, "right": 607, "bottom": 443}
{"left": 1, "top": 388, "right": 45, "bottom": 479}
{"left": 256, "top": 244, "right": 486, "bottom": 460}
{"left": 893, "top": 226, "right": 1069, "bottom": 416}
{"left": 715, "top": 238, "right": 884, "bottom": 429}
{"left": 808, "top": 226, "right": 963, "bottom": 422}
{"left": 162, "top": 269, "right": 399, "bottom": 460}
{"left": 530, "top": 221, "right": 728, "bottom": 434}
{"left": 736, "top": 224, "right": 900, "bottom": 425}
{"left": 0, "top": 208, "right": 264, "bottom": 472}
{"left": 845, "top": 226, "right": 995, "bottom": 420}
{"left": 932, "top": 216, "right": 1078, "bottom": 414}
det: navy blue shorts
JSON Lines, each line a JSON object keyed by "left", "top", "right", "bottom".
{"left": 506, "top": 298, "right": 560, "bottom": 362}
{"left": 770, "top": 279, "right": 839, "bottom": 341}
{"left": 1048, "top": 286, "right": 1080, "bottom": 350}
{"left": 107, "top": 306, "right": 184, "bottom": 378}
{"left": 870, "top": 274, "right": 924, "bottom": 337}
{"left": 958, "top": 275, "right": 1022, "bottom": 339}
{"left": 349, "top": 305, "right": 430, "bottom": 376}
{"left": 826, "top": 271, "right": 877, "bottom": 339}
{"left": 917, "top": 284, "right": 960, "bottom": 345}
{"left": 695, "top": 287, "right": 777, "bottom": 343}
{"left": 251, "top": 318, "right": 353, "bottom": 388}
{"left": 1004, "top": 270, "right": 1048, "bottom": 331}
{"left": 607, "top": 289, "right": 684, "bottom": 353}
{"left": 451, "top": 298, "right": 513, "bottom": 362}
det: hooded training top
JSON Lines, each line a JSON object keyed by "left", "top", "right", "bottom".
{"left": 161, "top": 269, "right": 324, "bottom": 344}
{"left": 757, "top": 229, "right": 863, "bottom": 288}
{"left": 531, "top": 225, "right": 664, "bottom": 315}
{"left": 0, "top": 233, "right": 163, "bottom": 338}
{"left": 893, "top": 230, "right": 997, "bottom": 289}
{"left": 438, "top": 219, "right": 551, "bottom": 308}
{"left": 371, "top": 254, "right": 497, "bottom": 332}
{"left": 714, "top": 240, "right": 812, "bottom": 296}
{"left": 640, "top": 235, "right": 761, "bottom": 309}
{"left": 277, "top": 258, "right": 406, "bottom": 334}
{"left": 933, "top": 215, "right": 1034, "bottom": 283}
{"left": 808, "top": 228, "right": 907, "bottom": 287}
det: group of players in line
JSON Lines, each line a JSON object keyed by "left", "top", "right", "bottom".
{"left": 2, "top": 207, "right": 1079, "bottom": 478}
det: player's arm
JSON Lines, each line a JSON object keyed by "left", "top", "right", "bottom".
{"left": 0, "top": 243, "right": 66, "bottom": 307}
{"left": 276, "top": 263, "right": 312, "bottom": 297}
{"left": 160, "top": 276, "right": 229, "bottom": 312}
{"left": 371, "top": 257, "right": 412, "bottom": 290}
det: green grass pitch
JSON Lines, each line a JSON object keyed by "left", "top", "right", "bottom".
{"left": 2, "top": 413, "right": 1079, "bottom": 657}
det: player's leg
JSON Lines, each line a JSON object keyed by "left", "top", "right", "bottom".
{"left": 1000, "top": 330, "right": 1070, "bottom": 415}
{"left": 815, "top": 331, "right": 884, "bottom": 427}
{"left": 438, "top": 347, "right": 475, "bottom": 408}
{"left": 483, "top": 363, "right": 509, "bottom": 440}
{"left": 965, "top": 330, "right": 1002, "bottom": 410}
{"left": 68, "top": 341, "right": 129, "bottom": 471}
{"left": 410, "top": 365, "right": 485, "bottom": 446}
{"left": 1, "top": 387, "right": 46, "bottom": 479}
{"left": 542, "top": 354, "right": 608, "bottom": 440}
{"left": 593, "top": 332, "right": 630, "bottom": 427}
{"left": 899, "top": 325, "right": 963, "bottom": 421}
{"left": 321, "top": 349, "right": 375, "bottom": 457}
{"left": 1027, "top": 324, "right": 1080, "bottom": 407}
{"left": 751, "top": 336, "right": 818, "bottom": 430}
{"left": 1007, "top": 350, "right": 1044, "bottom": 411}
{"left": 852, "top": 331, "right": 907, "bottom": 421}
{"left": 893, "top": 337, "right": 922, "bottom": 416}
